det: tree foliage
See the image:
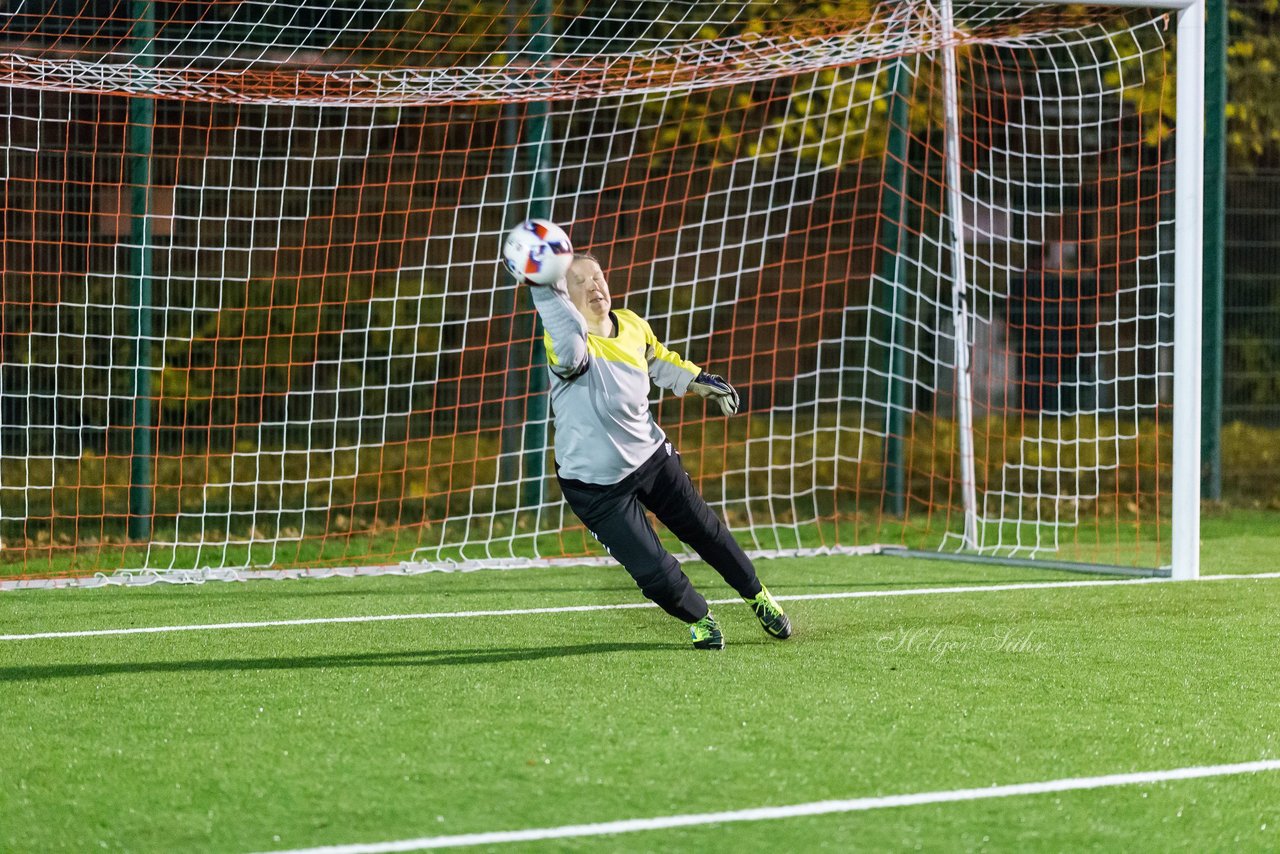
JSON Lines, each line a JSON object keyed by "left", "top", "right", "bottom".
{"left": 1226, "top": 0, "right": 1280, "bottom": 166}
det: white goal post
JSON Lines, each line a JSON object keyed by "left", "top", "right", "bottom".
{"left": 1170, "top": 0, "right": 1206, "bottom": 581}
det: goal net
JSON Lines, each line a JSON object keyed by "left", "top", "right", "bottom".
{"left": 0, "top": 0, "right": 1201, "bottom": 586}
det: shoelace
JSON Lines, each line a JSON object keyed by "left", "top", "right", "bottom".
{"left": 692, "top": 618, "right": 718, "bottom": 638}
{"left": 751, "top": 594, "right": 781, "bottom": 619}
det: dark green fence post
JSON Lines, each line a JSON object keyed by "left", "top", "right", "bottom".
{"left": 1201, "top": 0, "right": 1226, "bottom": 500}
{"left": 498, "top": 2, "right": 554, "bottom": 513}
{"left": 499, "top": 3, "right": 527, "bottom": 492}
{"left": 128, "top": 1, "right": 155, "bottom": 541}
{"left": 879, "top": 59, "right": 913, "bottom": 517}
{"left": 519, "top": 0, "right": 553, "bottom": 511}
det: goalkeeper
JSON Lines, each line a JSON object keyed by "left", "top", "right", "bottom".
{"left": 522, "top": 252, "right": 792, "bottom": 650}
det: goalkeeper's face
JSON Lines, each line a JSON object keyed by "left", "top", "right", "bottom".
{"left": 566, "top": 257, "right": 612, "bottom": 319}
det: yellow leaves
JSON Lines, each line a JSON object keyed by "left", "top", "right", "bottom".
{"left": 1144, "top": 121, "right": 1173, "bottom": 148}
{"left": 1230, "top": 41, "right": 1256, "bottom": 60}
{"left": 1224, "top": 2, "right": 1280, "bottom": 165}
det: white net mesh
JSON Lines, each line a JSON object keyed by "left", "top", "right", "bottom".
{"left": 0, "top": 1, "right": 1181, "bottom": 585}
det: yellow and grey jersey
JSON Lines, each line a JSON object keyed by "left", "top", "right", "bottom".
{"left": 528, "top": 283, "right": 701, "bottom": 485}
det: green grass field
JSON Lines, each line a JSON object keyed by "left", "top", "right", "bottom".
{"left": 3, "top": 512, "right": 1279, "bottom": 852}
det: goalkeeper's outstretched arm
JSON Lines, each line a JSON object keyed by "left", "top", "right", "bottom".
{"left": 526, "top": 277, "right": 589, "bottom": 380}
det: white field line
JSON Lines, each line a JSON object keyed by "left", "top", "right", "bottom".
{"left": 259, "top": 759, "right": 1280, "bottom": 853}
{"left": 3, "top": 572, "right": 1279, "bottom": 643}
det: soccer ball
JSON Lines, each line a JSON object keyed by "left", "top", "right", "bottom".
{"left": 501, "top": 219, "right": 573, "bottom": 285}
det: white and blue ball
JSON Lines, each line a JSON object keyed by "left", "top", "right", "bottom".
{"left": 501, "top": 219, "right": 573, "bottom": 285}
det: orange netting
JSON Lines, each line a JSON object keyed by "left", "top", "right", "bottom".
{"left": 0, "top": 1, "right": 1177, "bottom": 584}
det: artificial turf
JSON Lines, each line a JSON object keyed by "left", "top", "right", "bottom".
{"left": 1, "top": 514, "right": 1278, "bottom": 852}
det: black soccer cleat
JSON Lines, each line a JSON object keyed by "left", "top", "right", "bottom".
{"left": 746, "top": 585, "right": 792, "bottom": 639}
{"left": 690, "top": 613, "right": 725, "bottom": 650}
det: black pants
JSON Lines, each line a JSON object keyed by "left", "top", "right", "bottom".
{"left": 557, "top": 442, "right": 763, "bottom": 623}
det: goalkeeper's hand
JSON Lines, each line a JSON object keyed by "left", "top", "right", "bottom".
{"left": 689, "top": 371, "right": 740, "bottom": 416}
{"left": 520, "top": 275, "right": 566, "bottom": 293}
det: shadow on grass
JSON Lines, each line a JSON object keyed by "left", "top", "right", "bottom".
{"left": 0, "top": 642, "right": 675, "bottom": 683}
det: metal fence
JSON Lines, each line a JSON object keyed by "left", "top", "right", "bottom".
{"left": 1224, "top": 170, "right": 1280, "bottom": 427}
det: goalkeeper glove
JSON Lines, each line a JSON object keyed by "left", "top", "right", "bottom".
{"left": 690, "top": 371, "right": 740, "bottom": 416}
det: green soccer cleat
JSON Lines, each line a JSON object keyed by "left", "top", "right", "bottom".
{"left": 746, "top": 586, "right": 792, "bottom": 639}
{"left": 690, "top": 613, "right": 724, "bottom": 650}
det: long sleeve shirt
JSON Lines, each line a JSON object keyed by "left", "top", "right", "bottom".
{"left": 528, "top": 282, "right": 701, "bottom": 485}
